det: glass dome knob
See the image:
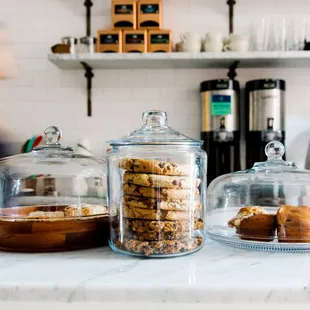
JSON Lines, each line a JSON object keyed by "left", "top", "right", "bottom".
{"left": 265, "top": 141, "right": 285, "bottom": 160}
{"left": 44, "top": 126, "right": 62, "bottom": 145}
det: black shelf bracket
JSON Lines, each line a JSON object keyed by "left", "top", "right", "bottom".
{"left": 81, "top": 62, "right": 94, "bottom": 117}
{"left": 227, "top": 0, "right": 236, "bottom": 34}
{"left": 83, "top": 0, "right": 93, "bottom": 117}
{"left": 84, "top": 0, "right": 93, "bottom": 36}
{"left": 226, "top": 1, "right": 237, "bottom": 80}
{"left": 227, "top": 60, "right": 239, "bottom": 80}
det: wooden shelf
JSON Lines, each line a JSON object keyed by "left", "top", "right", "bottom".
{"left": 48, "top": 51, "right": 310, "bottom": 70}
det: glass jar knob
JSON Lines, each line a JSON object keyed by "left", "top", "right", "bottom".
{"left": 142, "top": 110, "right": 168, "bottom": 128}
{"left": 44, "top": 126, "right": 62, "bottom": 145}
{"left": 265, "top": 141, "right": 285, "bottom": 160}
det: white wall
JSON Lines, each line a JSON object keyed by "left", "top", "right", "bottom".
{"left": 0, "top": 0, "right": 310, "bottom": 168}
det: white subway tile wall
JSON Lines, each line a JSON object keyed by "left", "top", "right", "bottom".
{"left": 0, "top": 0, "right": 309, "bottom": 167}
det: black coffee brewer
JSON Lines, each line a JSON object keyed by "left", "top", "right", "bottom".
{"left": 200, "top": 66, "right": 241, "bottom": 185}
{"left": 245, "top": 79, "right": 286, "bottom": 169}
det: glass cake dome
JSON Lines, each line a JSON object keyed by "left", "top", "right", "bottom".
{"left": 0, "top": 126, "right": 108, "bottom": 252}
{"left": 206, "top": 140, "right": 310, "bottom": 253}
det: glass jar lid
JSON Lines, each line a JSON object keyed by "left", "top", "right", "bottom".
{"left": 0, "top": 126, "right": 105, "bottom": 178}
{"left": 107, "top": 110, "right": 203, "bottom": 146}
{"left": 33, "top": 126, "right": 74, "bottom": 153}
{"left": 245, "top": 141, "right": 305, "bottom": 174}
{"left": 208, "top": 140, "right": 310, "bottom": 195}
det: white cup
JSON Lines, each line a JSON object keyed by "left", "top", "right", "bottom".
{"left": 181, "top": 32, "right": 201, "bottom": 45}
{"left": 183, "top": 42, "right": 201, "bottom": 52}
{"left": 180, "top": 32, "right": 201, "bottom": 52}
{"left": 203, "top": 32, "right": 223, "bottom": 52}
{"left": 223, "top": 34, "right": 249, "bottom": 52}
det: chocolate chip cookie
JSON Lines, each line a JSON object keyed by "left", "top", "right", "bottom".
{"left": 122, "top": 204, "right": 194, "bottom": 221}
{"left": 123, "top": 218, "right": 204, "bottom": 233}
{"left": 118, "top": 158, "right": 194, "bottom": 176}
{"left": 123, "top": 183, "right": 199, "bottom": 200}
{"left": 124, "top": 230, "right": 191, "bottom": 241}
{"left": 122, "top": 195, "right": 201, "bottom": 211}
{"left": 114, "top": 237, "right": 203, "bottom": 256}
{"left": 123, "top": 171, "right": 201, "bottom": 189}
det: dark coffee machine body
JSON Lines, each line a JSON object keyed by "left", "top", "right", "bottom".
{"left": 200, "top": 79, "right": 240, "bottom": 185}
{"left": 245, "top": 79, "right": 286, "bottom": 168}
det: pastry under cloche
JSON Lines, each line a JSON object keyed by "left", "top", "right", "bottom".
{"left": 206, "top": 141, "right": 310, "bottom": 253}
{"left": 0, "top": 126, "right": 108, "bottom": 252}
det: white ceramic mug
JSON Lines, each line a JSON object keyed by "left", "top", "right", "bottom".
{"left": 181, "top": 32, "right": 201, "bottom": 44}
{"left": 182, "top": 42, "right": 201, "bottom": 52}
{"left": 180, "top": 32, "right": 201, "bottom": 52}
{"left": 223, "top": 34, "right": 249, "bottom": 52}
{"left": 203, "top": 32, "right": 223, "bottom": 52}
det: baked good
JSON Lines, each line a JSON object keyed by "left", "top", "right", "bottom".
{"left": 118, "top": 158, "right": 194, "bottom": 176}
{"left": 82, "top": 204, "right": 107, "bottom": 216}
{"left": 114, "top": 236, "right": 203, "bottom": 256}
{"left": 116, "top": 156, "right": 202, "bottom": 256}
{"left": 228, "top": 206, "right": 267, "bottom": 227}
{"left": 123, "top": 183, "right": 199, "bottom": 200}
{"left": 228, "top": 206, "right": 276, "bottom": 242}
{"left": 27, "top": 211, "right": 46, "bottom": 219}
{"left": 124, "top": 230, "right": 190, "bottom": 241}
{"left": 123, "top": 171, "right": 201, "bottom": 189}
{"left": 277, "top": 205, "right": 310, "bottom": 243}
{"left": 64, "top": 204, "right": 107, "bottom": 217}
{"left": 122, "top": 195, "right": 201, "bottom": 211}
{"left": 123, "top": 218, "right": 204, "bottom": 233}
{"left": 123, "top": 220, "right": 203, "bottom": 241}
{"left": 122, "top": 204, "right": 194, "bottom": 221}
{"left": 27, "top": 211, "right": 65, "bottom": 219}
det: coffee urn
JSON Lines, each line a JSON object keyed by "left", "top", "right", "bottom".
{"left": 200, "top": 79, "right": 240, "bottom": 185}
{"left": 245, "top": 79, "right": 286, "bottom": 168}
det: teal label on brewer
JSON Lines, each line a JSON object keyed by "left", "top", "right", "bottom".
{"left": 211, "top": 95, "right": 231, "bottom": 115}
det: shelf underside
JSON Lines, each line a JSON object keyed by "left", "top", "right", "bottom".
{"left": 48, "top": 51, "right": 310, "bottom": 70}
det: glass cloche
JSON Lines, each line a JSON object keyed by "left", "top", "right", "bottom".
{"left": 0, "top": 126, "right": 108, "bottom": 252}
{"left": 206, "top": 140, "right": 310, "bottom": 253}
{"left": 107, "top": 110, "right": 207, "bottom": 257}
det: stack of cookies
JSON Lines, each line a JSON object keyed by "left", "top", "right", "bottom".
{"left": 113, "top": 158, "right": 204, "bottom": 256}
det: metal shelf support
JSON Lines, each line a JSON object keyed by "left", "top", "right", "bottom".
{"left": 226, "top": 0, "right": 237, "bottom": 78}
{"left": 81, "top": 62, "right": 94, "bottom": 117}
{"left": 227, "top": 0, "right": 236, "bottom": 34}
{"left": 85, "top": 0, "right": 93, "bottom": 36}
{"left": 83, "top": 0, "right": 93, "bottom": 117}
{"left": 227, "top": 60, "right": 239, "bottom": 80}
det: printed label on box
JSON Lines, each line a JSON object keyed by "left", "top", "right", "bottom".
{"left": 141, "top": 4, "right": 159, "bottom": 14}
{"left": 115, "top": 4, "right": 133, "bottom": 14}
{"left": 150, "top": 34, "right": 169, "bottom": 44}
{"left": 100, "top": 34, "right": 119, "bottom": 44}
{"left": 125, "top": 34, "right": 145, "bottom": 44}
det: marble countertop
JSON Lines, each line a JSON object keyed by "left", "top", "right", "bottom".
{"left": 1, "top": 240, "right": 310, "bottom": 304}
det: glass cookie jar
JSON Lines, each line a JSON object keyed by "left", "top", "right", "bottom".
{"left": 206, "top": 140, "right": 310, "bottom": 253}
{"left": 0, "top": 126, "right": 108, "bottom": 252}
{"left": 107, "top": 110, "right": 207, "bottom": 257}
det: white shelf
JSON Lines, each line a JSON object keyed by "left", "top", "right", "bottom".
{"left": 48, "top": 51, "right": 310, "bottom": 70}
